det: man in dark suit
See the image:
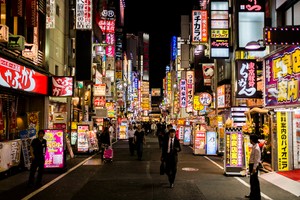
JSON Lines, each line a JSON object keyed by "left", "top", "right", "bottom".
{"left": 161, "top": 128, "right": 181, "bottom": 188}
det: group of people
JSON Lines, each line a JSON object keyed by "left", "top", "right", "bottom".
{"left": 27, "top": 124, "right": 261, "bottom": 197}
{"left": 127, "top": 122, "right": 182, "bottom": 188}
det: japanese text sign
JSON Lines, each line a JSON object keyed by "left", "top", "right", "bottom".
{"left": 0, "top": 57, "right": 48, "bottom": 95}
{"left": 265, "top": 46, "right": 300, "bottom": 107}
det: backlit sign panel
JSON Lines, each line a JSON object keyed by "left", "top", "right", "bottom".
{"left": 76, "top": 0, "right": 92, "bottom": 29}
{"left": 52, "top": 76, "right": 74, "bottom": 97}
{"left": 265, "top": 46, "right": 300, "bottom": 107}
{"left": 0, "top": 57, "right": 48, "bottom": 95}
{"left": 192, "top": 10, "right": 208, "bottom": 43}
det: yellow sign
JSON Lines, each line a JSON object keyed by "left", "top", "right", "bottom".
{"left": 277, "top": 112, "right": 289, "bottom": 171}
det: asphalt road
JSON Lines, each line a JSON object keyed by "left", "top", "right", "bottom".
{"left": 0, "top": 135, "right": 299, "bottom": 200}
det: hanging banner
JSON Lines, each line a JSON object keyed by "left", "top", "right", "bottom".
{"left": 277, "top": 112, "right": 289, "bottom": 171}
{"left": 10, "top": 101, "right": 17, "bottom": 133}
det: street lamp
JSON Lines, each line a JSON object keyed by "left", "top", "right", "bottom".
{"left": 245, "top": 40, "right": 265, "bottom": 50}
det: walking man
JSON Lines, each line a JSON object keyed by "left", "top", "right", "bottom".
{"left": 134, "top": 124, "right": 146, "bottom": 161}
{"left": 245, "top": 134, "right": 261, "bottom": 199}
{"left": 161, "top": 128, "right": 181, "bottom": 188}
{"left": 28, "top": 129, "right": 47, "bottom": 187}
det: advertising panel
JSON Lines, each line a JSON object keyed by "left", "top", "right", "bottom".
{"left": 236, "top": 60, "right": 258, "bottom": 98}
{"left": 76, "top": 0, "right": 92, "bottom": 29}
{"left": 224, "top": 127, "right": 244, "bottom": 175}
{"left": 277, "top": 112, "right": 289, "bottom": 171}
{"left": 183, "top": 126, "right": 191, "bottom": 145}
{"left": 52, "top": 76, "right": 74, "bottom": 97}
{"left": 206, "top": 131, "right": 217, "bottom": 155}
{"left": 265, "top": 46, "right": 300, "bottom": 107}
{"left": 44, "top": 129, "right": 64, "bottom": 169}
{"left": 194, "top": 129, "right": 206, "bottom": 154}
{"left": 77, "top": 125, "right": 89, "bottom": 152}
{"left": 0, "top": 57, "right": 48, "bottom": 95}
{"left": 192, "top": 10, "right": 208, "bottom": 43}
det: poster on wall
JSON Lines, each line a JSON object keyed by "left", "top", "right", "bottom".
{"left": 77, "top": 125, "right": 89, "bottom": 152}
{"left": 44, "top": 129, "right": 65, "bottom": 169}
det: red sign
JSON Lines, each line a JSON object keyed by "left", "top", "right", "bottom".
{"left": 0, "top": 57, "right": 48, "bottom": 95}
{"left": 94, "top": 96, "right": 106, "bottom": 107}
{"left": 52, "top": 76, "right": 74, "bottom": 97}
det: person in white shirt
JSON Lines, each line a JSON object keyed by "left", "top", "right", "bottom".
{"left": 127, "top": 124, "right": 136, "bottom": 156}
{"left": 245, "top": 134, "right": 261, "bottom": 200}
{"left": 151, "top": 122, "right": 157, "bottom": 136}
{"left": 108, "top": 123, "right": 114, "bottom": 145}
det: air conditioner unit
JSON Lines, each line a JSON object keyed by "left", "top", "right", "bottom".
{"left": 0, "top": 24, "right": 9, "bottom": 43}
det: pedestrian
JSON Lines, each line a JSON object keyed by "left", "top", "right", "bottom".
{"left": 127, "top": 123, "right": 135, "bottom": 156}
{"left": 28, "top": 129, "right": 47, "bottom": 187}
{"left": 245, "top": 134, "right": 261, "bottom": 200}
{"left": 99, "top": 127, "right": 111, "bottom": 161}
{"left": 108, "top": 123, "right": 114, "bottom": 144}
{"left": 151, "top": 122, "right": 157, "bottom": 136}
{"left": 134, "top": 124, "right": 146, "bottom": 161}
{"left": 157, "top": 123, "right": 166, "bottom": 149}
{"left": 161, "top": 128, "right": 181, "bottom": 188}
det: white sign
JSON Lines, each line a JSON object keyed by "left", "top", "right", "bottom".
{"left": 76, "top": 0, "right": 92, "bottom": 30}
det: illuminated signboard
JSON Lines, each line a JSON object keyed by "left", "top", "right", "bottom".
{"left": 0, "top": 57, "right": 48, "bottom": 95}
{"left": 52, "top": 76, "right": 74, "bottom": 97}
{"left": 237, "top": 0, "right": 265, "bottom": 48}
{"left": 44, "top": 129, "right": 65, "bottom": 169}
{"left": 236, "top": 60, "right": 258, "bottom": 98}
{"left": 264, "top": 46, "right": 300, "bottom": 107}
{"left": 277, "top": 112, "right": 289, "bottom": 171}
{"left": 76, "top": 0, "right": 92, "bottom": 29}
{"left": 264, "top": 26, "right": 300, "bottom": 45}
{"left": 192, "top": 10, "right": 208, "bottom": 43}
{"left": 225, "top": 128, "right": 243, "bottom": 167}
{"left": 186, "top": 71, "right": 194, "bottom": 113}
{"left": 180, "top": 79, "right": 187, "bottom": 108}
{"left": 210, "top": 0, "right": 229, "bottom": 58}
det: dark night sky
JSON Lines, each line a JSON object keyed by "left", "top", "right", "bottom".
{"left": 124, "top": 1, "right": 197, "bottom": 89}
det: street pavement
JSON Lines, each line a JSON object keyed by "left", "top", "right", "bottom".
{"left": 0, "top": 134, "right": 299, "bottom": 200}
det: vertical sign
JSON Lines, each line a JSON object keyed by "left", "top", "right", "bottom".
{"left": 236, "top": 60, "right": 258, "bottom": 98}
{"left": 277, "top": 112, "right": 289, "bottom": 171}
{"left": 76, "top": 0, "right": 92, "bottom": 29}
{"left": 186, "top": 71, "right": 194, "bottom": 113}
{"left": 180, "top": 79, "right": 187, "bottom": 108}
{"left": 44, "top": 129, "right": 64, "bottom": 169}
{"left": 210, "top": 0, "right": 229, "bottom": 58}
{"left": 192, "top": 10, "right": 208, "bottom": 43}
{"left": 46, "top": 0, "right": 55, "bottom": 29}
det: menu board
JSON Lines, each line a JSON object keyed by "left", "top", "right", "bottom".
{"left": 44, "top": 129, "right": 64, "bottom": 169}
{"left": 77, "top": 125, "right": 89, "bottom": 152}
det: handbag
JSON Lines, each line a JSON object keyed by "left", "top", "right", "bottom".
{"left": 160, "top": 161, "right": 165, "bottom": 175}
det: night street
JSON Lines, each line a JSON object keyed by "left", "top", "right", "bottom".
{"left": 0, "top": 135, "right": 299, "bottom": 200}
